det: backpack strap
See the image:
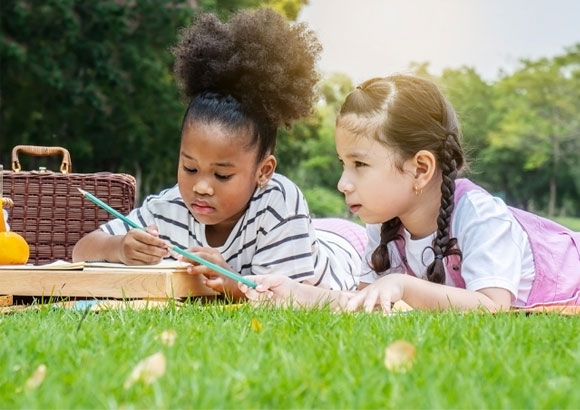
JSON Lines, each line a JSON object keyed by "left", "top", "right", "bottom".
{"left": 444, "top": 178, "right": 485, "bottom": 288}
{"left": 393, "top": 233, "right": 417, "bottom": 277}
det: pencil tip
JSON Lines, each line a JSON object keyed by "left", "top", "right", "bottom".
{"left": 77, "top": 188, "right": 86, "bottom": 195}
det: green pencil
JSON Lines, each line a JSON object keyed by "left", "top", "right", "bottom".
{"left": 78, "top": 188, "right": 257, "bottom": 288}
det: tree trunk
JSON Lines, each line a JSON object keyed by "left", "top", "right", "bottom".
{"left": 548, "top": 136, "right": 559, "bottom": 218}
{"left": 134, "top": 161, "right": 142, "bottom": 206}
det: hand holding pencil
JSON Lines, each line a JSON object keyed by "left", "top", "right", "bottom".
{"left": 77, "top": 188, "right": 257, "bottom": 288}
{"left": 118, "top": 224, "right": 171, "bottom": 265}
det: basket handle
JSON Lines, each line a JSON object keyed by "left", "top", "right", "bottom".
{"left": 11, "top": 145, "right": 72, "bottom": 174}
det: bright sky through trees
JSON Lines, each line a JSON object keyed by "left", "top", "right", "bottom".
{"left": 298, "top": 0, "right": 580, "bottom": 82}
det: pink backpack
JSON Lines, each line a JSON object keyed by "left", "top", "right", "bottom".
{"left": 395, "top": 178, "right": 580, "bottom": 306}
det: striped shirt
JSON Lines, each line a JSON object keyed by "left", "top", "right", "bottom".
{"left": 100, "top": 173, "right": 360, "bottom": 290}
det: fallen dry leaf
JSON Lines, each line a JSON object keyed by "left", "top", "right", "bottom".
{"left": 250, "top": 318, "right": 263, "bottom": 333}
{"left": 0, "top": 294, "right": 13, "bottom": 307}
{"left": 158, "top": 330, "right": 177, "bottom": 347}
{"left": 392, "top": 300, "right": 413, "bottom": 312}
{"left": 124, "top": 352, "right": 166, "bottom": 389}
{"left": 384, "top": 340, "right": 416, "bottom": 372}
{"left": 221, "top": 303, "right": 243, "bottom": 310}
{"left": 24, "top": 364, "right": 47, "bottom": 390}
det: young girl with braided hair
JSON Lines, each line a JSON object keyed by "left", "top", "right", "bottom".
{"left": 73, "top": 8, "right": 366, "bottom": 300}
{"left": 239, "top": 74, "right": 580, "bottom": 312}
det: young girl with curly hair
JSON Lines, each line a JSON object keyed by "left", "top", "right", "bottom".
{"left": 73, "top": 8, "right": 366, "bottom": 300}
{"left": 240, "top": 74, "right": 580, "bottom": 311}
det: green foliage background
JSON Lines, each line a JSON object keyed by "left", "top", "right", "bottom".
{"left": 1, "top": 1, "right": 579, "bottom": 218}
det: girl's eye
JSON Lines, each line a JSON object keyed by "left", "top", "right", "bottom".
{"left": 354, "top": 161, "right": 367, "bottom": 168}
{"left": 183, "top": 166, "right": 197, "bottom": 173}
{"left": 215, "top": 174, "right": 232, "bottom": 181}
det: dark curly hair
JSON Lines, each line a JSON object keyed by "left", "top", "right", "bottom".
{"left": 172, "top": 8, "right": 321, "bottom": 161}
{"left": 338, "top": 75, "right": 465, "bottom": 284}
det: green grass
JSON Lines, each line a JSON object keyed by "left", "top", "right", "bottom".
{"left": 1, "top": 302, "right": 579, "bottom": 409}
{"left": 553, "top": 216, "right": 580, "bottom": 231}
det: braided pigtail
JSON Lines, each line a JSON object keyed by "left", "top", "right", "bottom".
{"left": 371, "top": 217, "right": 402, "bottom": 273}
{"left": 426, "top": 134, "right": 462, "bottom": 283}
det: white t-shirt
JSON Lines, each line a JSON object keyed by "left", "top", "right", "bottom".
{"left": 101, "top": 173, "right": 360, "bottom": 290}
{"left": 360, "top": 189, "right": 535, "bottom": 306}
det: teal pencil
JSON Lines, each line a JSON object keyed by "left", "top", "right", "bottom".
{"left": 77, "top": 188, "right": 257, "bottom": 288}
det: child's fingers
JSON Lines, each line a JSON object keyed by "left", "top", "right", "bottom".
{"left": 130, "top": 228, "right": 167, "bottom": 249}
{"left": 179, "top": 248, "right": 227, "bottom": 268}
{"left": 345, "top": 291, "right": 366, "bottom": 312}
{"left": 120, "top": 233, "right": 167, "bottom": 265}
{"left": 362, "top": 289, "right": 380, "bottom": 313}
{"left": 120, "top": 248, "right": 164, "bottom": 265}
{"left": 186, "top": 264, "right": 223, "bottom": 278}
{"left": 379, "top": 290, "right": 392, "bottom": 314}
{"left": 241, "top": 287, "right": 258, "bottom": 300}
{"left": 248, "top": 274, "right": 287, "bottom": 290}
{"left": 244, "top": 288, "right": 273, "bottom": 303}
{"left": 238, "top": 276, "right": 274, "bottom": 300}
{"left": 204, "top": 276, "right": 225, "bottom": 292}
{"left": 185, "top": 264, "right": 240, "bottom": 295}
{"left": 132, "top": 250, "right": 164, "bottom": 265}
{"left": 131, "top": 240, "right": 167, "bottom": 260}
{"left": 145, "top": 224, "right": 160, "bottom": 236}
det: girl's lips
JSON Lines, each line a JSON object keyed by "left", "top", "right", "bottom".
{"left": 349, "top": 204, "right": 361, "bottom": 213}
{"left": 192, "top": 203, "right": 215, "bottom": 215}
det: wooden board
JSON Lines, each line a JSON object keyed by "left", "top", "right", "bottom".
{"left": 0, "top": 270, "right": 218, "bottom": 298}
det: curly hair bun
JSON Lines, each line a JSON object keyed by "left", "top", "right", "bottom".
{"left": 173, "top": 8, "right": 321, "bottom": 128}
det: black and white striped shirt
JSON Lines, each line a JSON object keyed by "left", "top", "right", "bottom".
{"left": 101, "top": 173, "right": 360, "bottom": 290}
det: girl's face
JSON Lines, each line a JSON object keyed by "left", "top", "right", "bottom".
{"left": 335, "top": 126, "right": 416, "bottom": 225}
{"left": 178, "top": 121, "right": 266, "bottom": 242}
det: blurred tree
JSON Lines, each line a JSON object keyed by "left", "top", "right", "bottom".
{"left": 193, "top": 0, "right": 307, "bottom": 19}
{"left": 0, "top": 0, "right": 309, "bottom": 202}
{"left": 1, "top": 0, "right": 194, "bottom": 201}
{"left": 437, "top": 67, "right": 519, "bottom": 202}
{"left": 490, "top": 44, "right": 580, "bottom": 216}
{"left": 440, "top": 67, "right": 498, "bottom": 160}
{"left": 318, "top": 72, "right": 353, "bottom": 111}
{"left": 277, "top": 73, "right": 354, "bottom": 217}
{"left": 264, "top": 0, "right": 308, "bottom": 20}
{"left": 411, "top": 57, "right": 579, "bottom": 216}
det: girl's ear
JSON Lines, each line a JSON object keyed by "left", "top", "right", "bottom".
{"left": 256, "top": 154, "right": 277, "bottom": 187}
{"left": 410, "top": 150, "right": 437, "bottom": 191}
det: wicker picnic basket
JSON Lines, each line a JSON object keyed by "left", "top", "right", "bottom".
{"left": 1, "top": 145, "right": 137, "bottom": 264}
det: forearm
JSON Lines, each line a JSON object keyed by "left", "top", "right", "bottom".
{"left": 292, "top": 283, "right": 351, "bottom": 309}
{"left": 400, "top": 275, "right": 510, "bottom": 312}
{"left": 72, "top": 230, "right": 123, "bottom": 262}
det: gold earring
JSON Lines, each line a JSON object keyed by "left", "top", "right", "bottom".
{"left": 414, "top": 186, "right": 422, "bottom": 196}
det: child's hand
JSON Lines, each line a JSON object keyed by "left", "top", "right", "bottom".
{"left": 238, "top": 274, "right": 300, "bottom": 306}
{"left": 345, "top": 274, "right": 405, "bottom": 313}
{"left": 118, "top": 225, "right": 169, "bottom": 265}
{"left": 179, "top": 247, "right": 241, "bottom": 299}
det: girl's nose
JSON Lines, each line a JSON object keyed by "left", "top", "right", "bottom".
{"left": 193, "top": 180, "right": 214, "bottom": 196}
{"left": 337, "top": 173, "right": 354, "bottom": 194}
